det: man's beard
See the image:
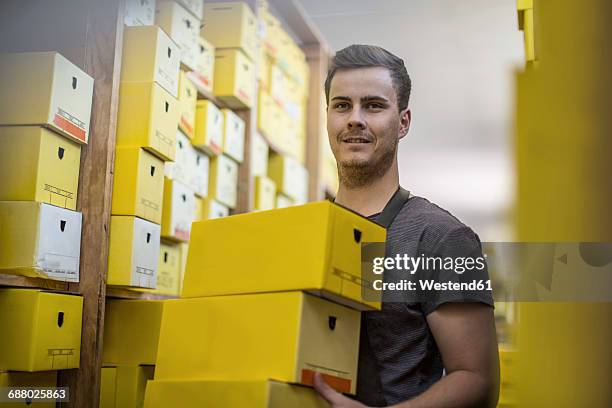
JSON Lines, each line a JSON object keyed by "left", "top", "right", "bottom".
{"left": 337, "top": 139, "right": 397, "bottom": 189}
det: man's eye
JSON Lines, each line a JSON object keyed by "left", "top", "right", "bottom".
{"left": 334, "top": 103, "right": 349, "bottom": 109}
{"left": 367, "top": 103, "right": 384, "bottom": 110}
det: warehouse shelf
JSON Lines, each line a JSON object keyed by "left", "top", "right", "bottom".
{"left": 0, "top": 274, "right": 74, "bottom": 292}
{"left": 106, "top": 287, "right": 177, "bottom": 301}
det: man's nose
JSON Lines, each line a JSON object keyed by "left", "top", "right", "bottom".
{"left": 347, "top": 109, "right": 366, "bottom": 130}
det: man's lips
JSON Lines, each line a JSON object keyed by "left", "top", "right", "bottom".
{"left": 341, "top": 135, "right": 373, "bottom": 144}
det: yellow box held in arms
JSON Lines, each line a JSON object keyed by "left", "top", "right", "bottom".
{"left": 154, "top": 291, "right": 360, "bottom": 394}
{"left": 182, "top": 200, "right": 385, "bottom": 310}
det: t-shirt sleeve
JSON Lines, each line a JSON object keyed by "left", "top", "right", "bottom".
{"left": 418, "top": 226, "right": 494, "bottom": 316}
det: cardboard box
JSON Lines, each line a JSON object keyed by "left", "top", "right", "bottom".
{"left": 188, "top": 36, "right": 215, "bottom": 93}
{"left": 100, "top": 367, "right": 117, "bottom": 408}
{"left": 175, "top": 0, "right": 203, "bottom": 19}
{"left": 154, "top": 242, "right": 181, "bottom": 296}
{"left": 201, "top": 2, "right": 257, "bottom": 60}
{"left": 259, "top": 8, "right": 281, "bottom": 58}
{"left": 201, "top": 198, "right": 229, "bottom": 220}
{"left": 0, "top": 202, "right": 81, "bottom": 282}
{"left": 0, "top": 52, "right": 94, "bottom": 144}
{"left": 0, "top": 126, "right": 81, "bottom": 210}
{"left": 257, "top": 44, "right": 272, "bottom": 90}
{"left": 0, "top": 371, "right": 57, "bottom": 408}
{"left": 107, "top": 216, "right": 160, "bottom": 288}
{"left": 208, "top": 154, "right": 238, "bottom": 208}
{"left": 189, "top": 149, "right": 209, "bottom": 197}
{"left": 0, "top": 289, "right": 83, "bottom": 371}
{"left": 164, "top": 130, "right": 194, "bottom": 186}
{"left": 116, "top": 81, "right": 179, "bottom": 161}
{"left": 193, "top": 100, "right": 223, "bottom": 155}
{"left": 156, "top": 1, "right": 200, "bottom": 70}
{"left": 115, "top": 365, "right": 155, "bottom": 408}
{"left": 111, "top": 147, "right": 165, "bottom": 224}
{"left": 213, "top": 48, "right": 254, "bottom": 109}
{"left": 161, "top": 177, "right": 195, "bottom": 242}
{"left": 276, "top": 193, "right": 293, "bottom": 209}
{"left": 177, "top": 71, "right": 197, "bottom": 139}
{"left": 178, "top": 242, "right": 189, "bottom": 294}
{"left": 257, "top": 89, "right": 277, "bottom": 140}
{"left": 269, "top": 64, "right": 286, "bottom": 107}
{"left": 103, "top": 299, "right": 164, "bottom": 365}
{"left": 250, "top": 131, "right": 269, "bottom": 177}
{"left": 144, "top": 379, "right": 328, "bottom": 407}
{"left": 122, "top": 26, "right": 180, "bottom": 97}
{"left": 182, "top": 201, "right": 386, "bottom": 310}
{"left": 221, "top": 109, "right": 245, "bottom": 162}
{"left": 268, "top": 153, "right": 308, "bottom": 202}
{"left": 124, "top": 0, "right": 155, "bottom": 26}
{"left": 254, "top": 176, "right": 276, "bottom": 211}
{"left": 154, "top": 292, "right": 360, "bottom": 394}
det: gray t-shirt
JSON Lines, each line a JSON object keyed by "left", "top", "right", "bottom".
{"left": 355, "top": 195, "right": 494, "bottom": 406}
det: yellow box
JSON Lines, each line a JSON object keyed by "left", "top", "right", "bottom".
{"left": 155, "top": 292, "right": 360, "bottom": 393}
{"left": 183, "top": 201, "right": 385, "bottom": 310}
{"left": 260, "top": 9, "right": 282, "bottom": 58}
{"left": 116, "top": 82, "right": 179, "bottom": 161}
{"left": 0, "top": 201, "right": 82, "bottom": 282}
{"left": 103, "top": 299, "right": 164, "bottom": 365}
{"left": 0, "top": 52, "right": 94, "bottom": 144}
{"left": 144, "top": 379, "right": 328, "bottom": 407}
{"left": 193, "top": 99, "right": 224, "bottom": 155}
{"left": 269, "top": 64, "right": 286, "bottom": 107}
{"left": 202, "top": 198, "right": 229, "bottom": 220}
{"left": 268, "top": 153, "right": 308, "bottom": 202}
{"left": 0, "top": 371, "right": 57, "bottom": 408}
{"left": 107, "top": 216, "right": 160, "bottom": 288}
{"left": 257, "top": 89, "right": 277, "bottom": 140}
{"left": 124, "top": 0, "right": 155, "bottom": 26}
{"left": 208, "top": 154, "right": 238, "bottom": 208}
{"left": 155, "top": 1, "right": 200, "bottom": 70}
{"left": 154, "top": 242, "right": 181, "bottom": 296}
{"left": 111, "top": 147, "right": 165, "bottom": 224}
{"left": 517, "top": 0, "right": 533, "bottom": 11}
{"left": 177, "top": 71, "right": 197, "bottom": 139}
{"left": 0, "top": 289, "right": 82, "bottom": 371}
{"left": 121, "top": 26, "right": 181, "bottom": 97}
{"left": 276, "top": 193, "right": 293, "bottom": 209}
{"left": 100, "top": 367, "right": 117, "bottom": 408}
{"left": 178, "top": 242, "right": 189, "bottom": 294}
{"left": 161, "top": 177, "right": 195, "bottom": 242}
{"left": 254, "top": 176, "right": 276, "bottom": 211}
{"left": 115, "top": 365, "right": 155, "bottom": 408}
{"left": 0, "top": 126, "right": 81, "bottom": 210}
{"left": 213, "top": 48, "right": 254, "bottom": 109}
{"left": 221, "top": 109, "right": 245, "bottom": 162}
{"left": 251, "top": 131, "right": 269, "bottom": 177}
{"left": 202, "top": 2, "right": 257, "bottom": 60}
{"left": 188, "top": 36, "right": 215, "bottom": 93}
{"left": 164, "top": 130, "right": 194, "bottom": 186}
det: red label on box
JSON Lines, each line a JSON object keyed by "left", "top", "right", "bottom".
{"left": 301, "top": 369, "right": 351, "bottom": 394}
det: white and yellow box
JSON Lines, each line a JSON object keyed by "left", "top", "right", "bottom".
{"left": 177, "top": 71, "right": 197, "bottom": 139}
{"left": 1, "top": 371, "right": 57, "bottom": 408}
{"left": 202, "top": 2, "right": 257, "bottom": 60}
{"left": 153, "top": 242, "right": 181, "bottom": 296}
{"left": 155, "top": 1, "right": 200, "bottom": 70}
{"left": 221, "top": 109, "right": 245, "bottom": 162}
{"left": 188, "top": 36, "right": 215, "bottom": 94}
{"left": 182, "top": 201, "right": 386, "bottom": 310}
{"left": 0, "top": 52, "right": 94, "bottom": 144}
{"left": 164, "top": 130, "right": 194, "bottom": 186}
{"left": 256, "top": 89, "right": 277, "bottom": 140}
{"left": 0, "top": 126, "right": 81, "bottom": 210}
{"left": 201, "top": 198, "right": 229, "bottom": 220}
{"left": 111, "top": 147, "right": 165, "bottom": 225}
{"left": 161, "top": 177, "right": 195, "bottom": 242}
{"left": 124, "top": 0, "right": 156, "bottom": 26}
{"left": 190, "top": 149, "right": 210, "bottom": 197}
{"left": 254, "top": 176, "right": 276, "bottom": 211}
{"left": 103, "top": 299, "right": 164, "bottom": 365}
{"left": 268, "top": 153, "right": 308, "bottom": 202}
{"left": 0, "top": 289, "right": 83, "bottom": 371}
{"left": 175, "top": 0, "right": 203, "bottom": 19}
{"left": 0, "top": 202, "right": 81, "bottom": 282}
{"left": 213, "top": 48, "right": 254, "bottom": 109}
{"left": 154, "top": 292, "right": 360, "bottom": 394}
{"left": 121, "top": 25, "right": 180, "bottom": 97}
{"left": 250, "top": 131, "right": 269, "bottom": 177}
{"left": 208, "top": 153, "right": 238, "bottom": 209}
{"left": 193, "top": 99, "right": 223, "bottom": 156}
{"left": 116, "top": 81, "right": 179, "bottom": 161}
{"left": 269, "top": 64, "right": 286, "bottom": 107}
{"left": 276, "top": 193, "right": 294, "bottom": 209}
{"left": 145, "top": 379, "right": 328, "bottom": 408}
{"left": 107, "top": 216, "right": 160, "bottom": 288}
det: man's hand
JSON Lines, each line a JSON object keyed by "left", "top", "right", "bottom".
{"left": 313, "top": 372, "right": 369, "bottom": 408}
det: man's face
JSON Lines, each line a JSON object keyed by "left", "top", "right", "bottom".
{"left": 327, "top": 67, "right": 410, "bottom": 188}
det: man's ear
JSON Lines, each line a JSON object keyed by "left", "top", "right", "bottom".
{"left": 399, "top": 108, "right": 411, "bottom": 140}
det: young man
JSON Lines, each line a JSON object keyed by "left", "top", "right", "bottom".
{"left": 313, "top": 45, "right": 500, "bottom": 407}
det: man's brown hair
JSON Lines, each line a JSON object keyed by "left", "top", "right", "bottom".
{"left": 324, "top": 44, "right": 412, "bottom": 111}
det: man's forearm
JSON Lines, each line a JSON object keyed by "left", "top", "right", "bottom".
{"left": 389, "top": 370, "right": 497, "bottom": 408}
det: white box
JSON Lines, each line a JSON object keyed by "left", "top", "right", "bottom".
{"left": 176, "top": 0, "right": 203, "bottom": 19}
{"left": 188, "top": 36, "right": 215, "bottom": 94}
{"left": 276, "top": 193, "right": 293, "bottom": 209}
{"left": 268, "top": 154, "right": 308, "bottom": 202}
{"left": 205, "top": 198, "right": 229, "bottom": 219}
{"left": 208, "top": 154, "right": 238, "bottom": 208}
{"left": 221, "top": 109, "right": 245, "bottom": 163}
{"left": 0, "top": 202, "right": 82, "bottom": 282}
{"left": 124, "top": 0, "right": 156, "bottom": 26}
{"left": 156, "top": 1, "right": 200, "bottom": 70}
{"left": 0, "top": 52, "right": 94, "bottom": 144}
{"left": 250, "top": 131, "right": 269, "bottom": 177}
{"left": 190, "top": 149, "right": 210, "bottom": 197}
{"left": 165, "top": 130, "right": 195, "bottom": 186}
{"left": 193, "top": 100, "right": 223, "bottom": 156}
{"left": 162, "top": 178, "right": 195, "bottom": 242}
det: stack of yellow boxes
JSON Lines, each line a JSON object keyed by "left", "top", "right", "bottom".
{"left": 498, "top": 347, "right": 517, "bottom": 407}
{"left": 144, "top": 201, "right": 387, "bottom": 406}
{"left": 0, "top": 52, "right": 90, "bottom": 395}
